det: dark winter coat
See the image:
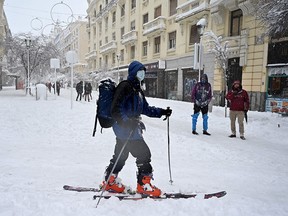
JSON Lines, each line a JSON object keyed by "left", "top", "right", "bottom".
{"left": 191, "top": 74, "right": 212, "bottom": 107}
{"left": 76, "top": 82, "right": 83, "bottom": 93}
{"left": 111, "top": 60, "right": 164, "bottom": 140}
{"left": 226, "top": 81, "right": 249, "bottom": 111}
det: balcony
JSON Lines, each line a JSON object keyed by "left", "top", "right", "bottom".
{"left": 99, "top": 41, "right": 117, "bottom": 54}
{"left": 85, "top": 50, "right": 97, "bottom": 60}
{"left": 175, "top": 1, "right": 209, "bottom": 23}
{"left": 121, "top": 30, "right": 137, "bottom": 45}
{"left": 143, "top": 16, "right": 166, "bottom": 37}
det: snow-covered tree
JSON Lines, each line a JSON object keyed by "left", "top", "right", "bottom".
{"left": 252, "top": 0, "right": 288, "bottom": 38}
{"left": 4, "top": 34, "right": 59, "bottom": 92}
{"left": 203, "top": 30, "right": 229, "bottom": 116}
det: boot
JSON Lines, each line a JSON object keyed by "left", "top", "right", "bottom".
{"left": 192, "top": 130, "right": 199, "bottom": 135}
{"left": 137, "top": 174, "right": 161, "bottom": 197}
{"left": 203, "top": 130, "right": 211, "bottom": 135}
{"left": 100, "top": 174, "right": 125, "bottom": 193}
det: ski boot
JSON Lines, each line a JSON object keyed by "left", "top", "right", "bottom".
{"left": 137, "top": 174, "right": 162, "bottom": 197}
{"left": 100, "top": 174, "right": 126, "bottom": 193}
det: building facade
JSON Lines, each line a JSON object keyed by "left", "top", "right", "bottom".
{"left": 0, "top": 0, "right": 11, "bottom": 90}
{"left": 85, "top": 0, "right": 287, "bottom": 112}
{"left": 54, "top": 18, "right": 89, "bottom": 77}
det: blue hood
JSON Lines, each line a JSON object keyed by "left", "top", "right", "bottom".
{"left": 127, "top": 61, "right": 146, "bottom": 81}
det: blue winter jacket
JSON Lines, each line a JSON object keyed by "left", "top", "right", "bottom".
{"left": 111, "top": 61, "right": 164, "bottom": 140}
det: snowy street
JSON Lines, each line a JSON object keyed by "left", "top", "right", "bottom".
{"left": 0, "top": 86, "right": 288, "bottom": 216}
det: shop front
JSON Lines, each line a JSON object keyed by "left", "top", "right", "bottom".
{"left": 144, "top": 61, "right": 165, "bottom": 98}
{"left": 182, "top": 67, "right": 199, "bottom": 102}
{"left": 266, "top": 40, "right": 288, "bottom": 115}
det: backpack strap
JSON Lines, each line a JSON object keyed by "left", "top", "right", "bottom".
{"left": 92, "top": 113, "right": 98, "bottom": 137}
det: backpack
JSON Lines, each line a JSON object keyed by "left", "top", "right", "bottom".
{"left": 92, "top": 78, "right": 117, "bottom": 136}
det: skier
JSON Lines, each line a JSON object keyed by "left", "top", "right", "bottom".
{"left": 76, "top": 81, "right": 83, "bottom": 101}
{"left": 191, "top": 73, "right": 212, "bottom": 135}
{"left": 225, "top": 80, "right": 249, "bottom": 140}
{"left": 100, "top": 60, "right": 172, "bottom": 197}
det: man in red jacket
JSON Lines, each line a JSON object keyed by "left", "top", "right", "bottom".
{"left": 225, "top": 80, "right": 249, "bottom": 140}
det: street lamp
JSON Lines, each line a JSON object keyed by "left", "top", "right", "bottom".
{"left": 196, "top": 17, "right": 207, "bottom": 81}
{"left": 66, "top": 50, "right": 78, "bottom": 109}
{"left": 116, "top": 54, "right": 121, "bottom": 83}
{"left": 25, "top": 38, "right": 32, "bottom": 95}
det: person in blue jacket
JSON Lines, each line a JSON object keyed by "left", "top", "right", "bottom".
{"left": 191, "top": 73, "right": 212, "bottom": 135}
{"left": 101, "top": 60, "right": 172, "bottom": 197}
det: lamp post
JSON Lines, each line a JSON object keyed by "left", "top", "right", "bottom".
{"left": 65, "top": 50, "right": 78, "bottom": 109}
{"left": 25, "top": 38, "right": 31, "bottom": 95}
{"left": 196, "top": 17, "right": 207, "bottom": 81}
{"left": 116, "top": 54, "right": 121, "bottom": 84}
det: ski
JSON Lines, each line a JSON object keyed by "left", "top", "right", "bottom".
{"left": 63, "top": 185, "right": 101, "bottom": 192}
{"left": 92, "top": 191, "right": 227, "bottom": 200}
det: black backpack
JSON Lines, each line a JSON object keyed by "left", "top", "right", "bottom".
{"left": 93, "top": 78, "right": 117, "bottom": 136}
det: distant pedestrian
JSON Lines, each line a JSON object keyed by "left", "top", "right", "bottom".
{"left": 84, "top": 82, "right": 92, "bottom": 102}
{"left": 56, "top": 81, "right": 61, "bottom": 96}
{"left": 76, "top": 81, "right": 83, "bottom": 101}
{"left": 191, "top": 74, "right": 212, "bottom": 135}
{"left": 225, "top": 80, "right": 249, "bottom": 140}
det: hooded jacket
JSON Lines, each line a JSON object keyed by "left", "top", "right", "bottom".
{"left": 226, "top": 80, "right": 249, "bottom": 111}
{"left": 191, "top": 74, "right": 212, "bottom": 107}
{"left": 111, "top": 61, "right": 164, "bottom": 140}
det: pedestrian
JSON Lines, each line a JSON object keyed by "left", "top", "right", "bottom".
{"left": 76, "top": 81, "right": 83, "bottom": 101}
{"left": 88, "top": 82, "right": 93, "bottom": 101}
{"left": 191, "top": 73, "right": 212, "bottom": 135}
{"left": 225, "top": 80, "right": 249, "bottom": 140}
{"left": 56, "top": 81, "right": 61, "bottom": 96}
{"left": 84, "top": 82, "right": 91, "bottom": 102}
{"left": 100, "top": 60, "right": 172, "bottom": 197}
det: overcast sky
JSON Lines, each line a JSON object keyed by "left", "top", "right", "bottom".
{"left": 4, "top": 0, "right": 88, "bottom": 36}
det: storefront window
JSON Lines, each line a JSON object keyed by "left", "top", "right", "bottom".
{"left": 267, "top": 76, "right": 288, "bottom": 98}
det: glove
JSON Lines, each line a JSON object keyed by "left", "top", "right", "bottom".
{"left": 161, "top": 107, "right": 172, "bottom": 118}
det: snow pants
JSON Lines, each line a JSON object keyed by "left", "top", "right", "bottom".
{"left": 105, "top": 138, "right": 153, "bottom": 183}
{"left": 192, "top": 104, "right": 209, "bottom": 131}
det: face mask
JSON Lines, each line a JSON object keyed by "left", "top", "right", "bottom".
{"left": 136, "top": 70, "right": 145, "bottom": 81}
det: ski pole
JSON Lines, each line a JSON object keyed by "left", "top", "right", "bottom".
{"left": 96, "top": 129, "right": 134, "bottom": 208}
{"left": 163, "top": 107, "right": 173, "bottom": 184}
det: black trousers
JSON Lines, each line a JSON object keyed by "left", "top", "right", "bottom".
{"left": 105, "top": 138, "right": 152, "bottom": 182}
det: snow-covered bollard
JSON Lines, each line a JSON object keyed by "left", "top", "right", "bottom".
{"left": 35, "top": 84, "right": 47, "bottom": 100}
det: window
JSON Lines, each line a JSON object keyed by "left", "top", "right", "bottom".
{"left": 154, "top": 36, "right": 161, "bottom": 53}
{"left": 168, "top": 31, "right": 176, "bottom": 49}
{"left": 105, "top": 36, "right": 108, "bottom": 43}
{"left": 154, "top": 5, "right": 162, "bottom": 18}
{"left": 169, "top": 0, "right": 177, "bottom": 16}
{"left": 189, "top": 25, "right": 200, "bottom": 44}
{"left": 131, "top": 20, "right": 135, "bottom": 31}
{"left": 131, "top": 45, "right": 135, "bottom": 59}
{"left": 120, "top": 49, "right": 124, "bottom": 61}
{"left": 121, "top": 4, "right": 125, "bottom": 17}
{"left": 112, "top": 11, "right": 116, "bottom": 23}
{"left": 99, "top": 40, "right": 102, "bottom": 47}
{"left": 99, "top": 57, "right": 102, "bottom": 67}
{"left": 267, "top": 76, "right": 288, "bottom": 98}
{"left": 142, "top": 41, "right": 148, "bottom": 56}
{"left": 105, "top": 55, "right": 108, "bottom": 65}
{"left": 143, "top": 13, "right": 149, "bottom": 25}
{"left": 230, "top": 9, "right": 243, "bottom": 36}
{"left": 112, "top": 32, "right": 116, "bottom": 40}
{"left": 105, "top": 17, "right": 108, "bottom": 30}
{"left": 121, "top": 27, "right": 125, "bottom": 39}
{"left": 131, "top": 0, "right": 136, "bottom": 9}
{"left": 99, "top": 22, "right": 102, "bottom": 34}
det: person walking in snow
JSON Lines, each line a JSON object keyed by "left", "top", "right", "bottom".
{"left": 84, "top": 82, "right": 92, "bottom": 102}
{"left": 191, "top": 73, "right": 212, "bottom": 135}
{"left": 226, "top": 80, "right": 249, "bottom": 140}
{"left": 101, "top": 60, "right": 172, "bottom": 197}
{"left": 76, "top": 81, "right": 83, "bottom": 101}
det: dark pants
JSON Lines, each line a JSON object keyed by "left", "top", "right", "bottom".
{"left": 76, "top": 93, "right": 82, "bottom": 101}
{"left": 105, "top": 138, "right": 152, "bottom": 184}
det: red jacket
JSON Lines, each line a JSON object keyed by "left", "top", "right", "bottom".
{"left": 226, "top": 85, "right": 249, "bottom": 111}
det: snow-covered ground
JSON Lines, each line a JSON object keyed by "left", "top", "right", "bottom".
{"left": 0, "top": 86, "right": 288, "bottom": 216}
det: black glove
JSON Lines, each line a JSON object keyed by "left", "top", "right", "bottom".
{"left": 161, "top": 107, "right": 172, "bottom": 118}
